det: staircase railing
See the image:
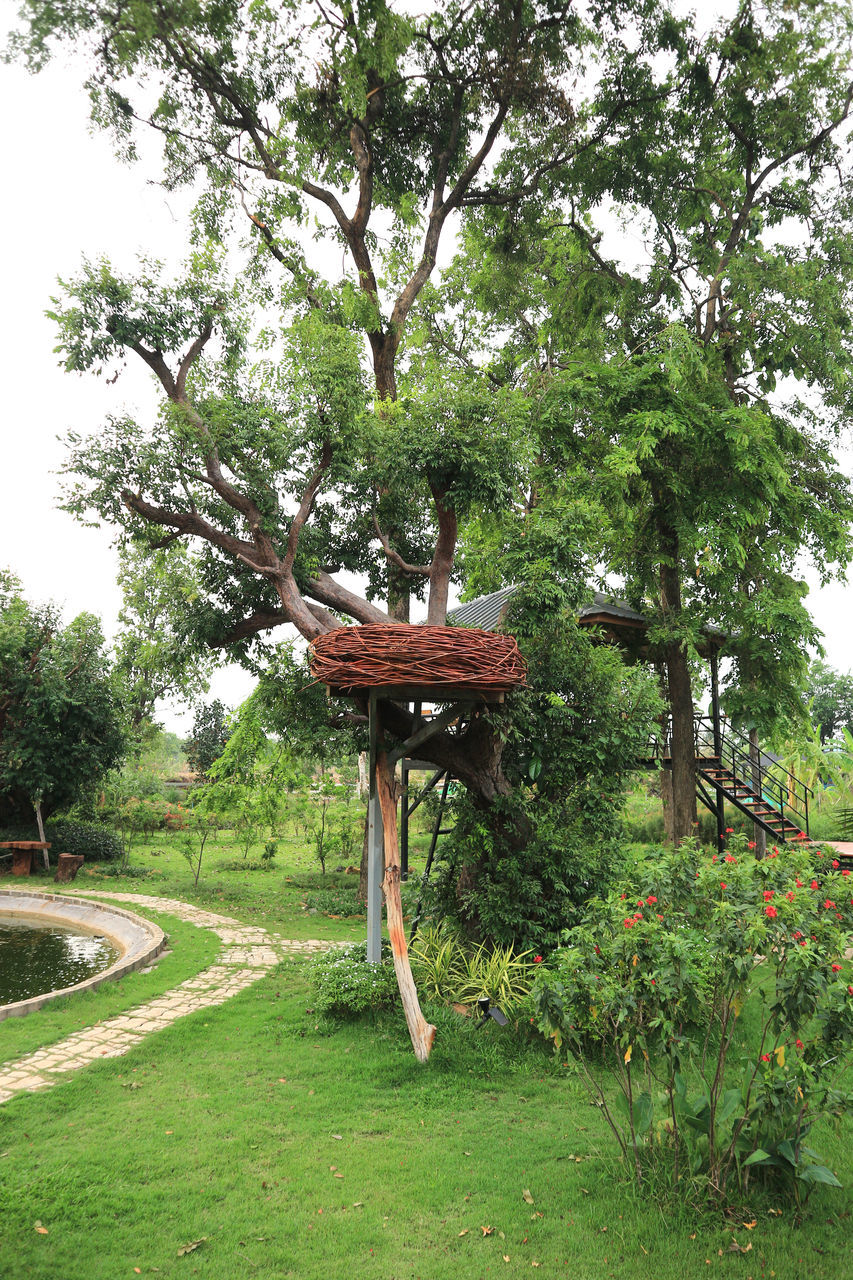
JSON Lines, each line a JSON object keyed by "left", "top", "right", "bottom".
{"left": 646, "top": 716, "right": 813, "bottom": 838}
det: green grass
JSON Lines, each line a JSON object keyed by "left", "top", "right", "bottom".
{"left": 1, "top": 966, "right": 850, "bottom": 1280}
{"left": 1, "top": 828, "right": 851, "bottom": 1279}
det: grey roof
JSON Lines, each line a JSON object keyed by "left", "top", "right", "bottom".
{"left": 448, "top": 585, "right": 651, "bottom": 631}
{"left": 448, "top": 584, "right": 520, "bottom": 630}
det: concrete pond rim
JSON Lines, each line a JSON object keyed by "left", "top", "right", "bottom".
{"left": 0, "top": 889, "right": 166, "bottom": 1021}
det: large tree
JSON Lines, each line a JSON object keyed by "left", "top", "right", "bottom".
{"left": 14, "top": 0, "right": 666, "bottom": 805}
{"left": 423, "top": 0, "right": 853, "bottom": 839}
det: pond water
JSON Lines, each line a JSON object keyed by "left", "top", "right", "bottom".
{"left": 0, "top": 914, "right": 120, "bottom": 1006}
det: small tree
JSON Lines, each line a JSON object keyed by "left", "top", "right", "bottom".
{"left": 0, "top": 573, "right": 128, "bottom": 838}
{"left": 185, "top": 699, "right": 231, "bottom": 782}
{"left": 806, "top": 661, "right": 853, "bottom": 746}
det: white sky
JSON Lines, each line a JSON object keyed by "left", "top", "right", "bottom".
{"left": 0, "top": 46, "right": 850, "bottom": 736}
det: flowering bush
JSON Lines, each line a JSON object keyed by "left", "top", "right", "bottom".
{"left": 311, "top": 942, "right": 399, "bottom": 1017}
{"left": 533, "top": 836, "right": 853, "bottom": 1203}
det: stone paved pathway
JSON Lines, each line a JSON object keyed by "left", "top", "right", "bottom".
{"left": 0, "top": 891, "right": 337, "bottom": 1106}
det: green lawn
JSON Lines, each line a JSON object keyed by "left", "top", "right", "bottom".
{"left": 1, "top": 834, "right": 851, "bottom": 1279}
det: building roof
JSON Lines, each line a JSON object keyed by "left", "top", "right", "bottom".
{"left": 448, "top": 585, "right": 725, "bottom": 654}
{"left": 449, "top": 585, "right": 650, "bottom": 631}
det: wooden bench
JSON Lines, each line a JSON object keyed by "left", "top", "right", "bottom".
{"left": 0, "top": 841, "right": 51, "bottom": 876}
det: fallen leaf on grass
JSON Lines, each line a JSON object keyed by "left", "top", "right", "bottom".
{"left": 134, "top": 1269, "right": 141, "bottom": 1274}
{"left": 334, "top": 1173, "right": 344, "bottom": 1179}
{"left": 34, "top": 1223, "right": 48, "bottom": 1235}
{"left": 522, "top": 1189, "right": 534, "bottom": 1204}
{"left": 458, "top": 1229, "right": 469, "bottom": 1237}
{"left": 742, "top": 1220, "right": 757, "bottom": 1229}
{"left": 332, "top": 1134, "right": 343, "bottom": 1140}
{"left": 352, "top": 1203, "right": 364, "bottom": 1209}
{"left": 481, "top": 1226, "right": 494, "bottom": 1236}
{"left": 729, "top": 1241, "right": 753, "bottom": 1254}
{"left": 176, "top": 1238, "right": 208, "bottom": 1257}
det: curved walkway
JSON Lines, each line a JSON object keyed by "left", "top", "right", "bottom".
{"left": 0, "top": 891, "right": 336, "bottom": 1106}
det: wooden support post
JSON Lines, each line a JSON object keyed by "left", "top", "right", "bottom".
{"left": 366, "top": 692, "right": 383, "bottom": 964}
{"left": 376, "top": 747, "right": 436, "bottom": 1064}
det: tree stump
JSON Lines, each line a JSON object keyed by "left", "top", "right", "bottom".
{"left": 54, "top": 854, "right": 85, "bottom": 883}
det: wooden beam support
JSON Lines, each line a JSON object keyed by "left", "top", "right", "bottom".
{"left": 376, "top": 746, "right": 436, "bottom": 1063}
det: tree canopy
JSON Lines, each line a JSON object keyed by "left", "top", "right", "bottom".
{"left": 0, "top": 573, "right": 128, "bottom": 828}
{"left": 9, "top": 0, "right": 853, "bottom": 844}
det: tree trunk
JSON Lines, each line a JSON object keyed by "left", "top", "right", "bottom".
{"left": 376, "top": 749, "right": 436, "bottom": 1063}
{"left": 660, "top": 768, "right": 675, "bottom": 843}
{"left": 657, "top": 545, "right": 697, "bottom": 844}
{"left": 34, "top": 800, "right": 50, "bottom": 870}
{"left": 665, "top": 640, "right": 698, "bottom": 842}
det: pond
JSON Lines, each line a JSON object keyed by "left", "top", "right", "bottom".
{"left": 0, "top": 913, "right": 121, "bottom": 1006}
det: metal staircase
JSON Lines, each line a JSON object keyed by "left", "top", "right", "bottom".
{"left": 648, "top": 716, "right": 812, "bottom": 843}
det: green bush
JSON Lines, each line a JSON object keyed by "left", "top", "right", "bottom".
{"left": 45, "top": 818, "right": 123, "bottom": 862}
{"left": 311, "top": 941, "right": 399, "bottom": 1016}
{"left": 534, "top": 836, "right": 853, "bottom": 1205}
{"left": 411, "top": 923, "right": 536, "bottom": 1015}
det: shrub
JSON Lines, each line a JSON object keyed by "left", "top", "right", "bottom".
{"left": 411, "top": 923, "right": 536, "bottom": 1015}
{"left": 45, "top": 818, "right": 123, "bottom": 862}
{"left": 533, "top": 836, "right": 853, "bottom": 1205}
{"left": 311, "top": 941, "right": 399, "bottom": 1016}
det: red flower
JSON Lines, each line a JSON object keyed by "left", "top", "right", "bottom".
{"left": 748, "top": 841, "right": 756, "bottom": 850}
{"left": 594, "top": 945, "right": 601, "bottom": 955}
{"left": 646, "top": 896, "right": 658, "bottom": 905}
{"left": 650, "top": 978, "right": 656, "bottom": 985}
{"left": 793, "top": 931, "right": 803, "bottom": 939}
{"left": 720, "top": 882, "right": 727, "bottom": 890}
{"left": 832, "top": 964, "right": 842, "bottom": 972}
{"left": 761, "top": 1054, "right": 771, "bottom": 1063}
{"left": 843, "top": 870, "right": 851, "bottom": 877}
{"left": 824, "top": 899, "right": 836, "bottom": 910}
{"left": 620, "top": 893, "right": 626, "bottom": 900}
{"left": 796, "top": 831, "right": 808, "bottom": 840}
{"left": 725, "top": 827, "right": 734, "bottom": 834}
{"left": 796, "top": 879, "right": 804, "bottom": 887}
{"left": 832, "top": 860, "right": 840, "bottom": 869}
{"left": 724, "top": 854, "right": 736, "bottom": 863}
{"left": 799, "top": 939, "right": 807, "bottom": 946}
{"left": 772, "top": 846, "right": 779, "bottom": 855}
{"left": 849, "top": 986, "right": 853, "bottom": 995}
{"left": 534, "top": 955, "right": 543, "bottom": 963}
{"left": 656, "top": 913, "right": 664, "bottom": 921}
{"left": 763, "top": 890, "right": 774, "bottom": 901}
{"left": 765, "top": 905, "right": 778, "bottom": 918}
{"left": 785, "top": 891, "right": 795, "bottom": 901}
{"left": 637, "top": 899, "right": 645, "bottom": 907}
{"left": 623, "top": 919, "right": 635, "bottom": 929}
{"left": 796, "top": 1039, "right": 804, "bottom": 1050}
{"left": 711, "top": 854, "right": 718, "bottom": 863}
{"left": 810, "top": 880, "right": 819, "bottom": 890}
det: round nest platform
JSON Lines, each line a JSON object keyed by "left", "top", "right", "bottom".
{"left": 308, "top": 624, "right": 526, "bottom": 695}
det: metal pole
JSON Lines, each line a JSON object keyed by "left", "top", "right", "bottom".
{"left": 710, "top": 649, "right": 725, "bottom": 855}
{"left": 366, "top": 692, "right": 384, "bottom": 963}
{"left": 400, "top": 757, "right": 409, "bottom": 882}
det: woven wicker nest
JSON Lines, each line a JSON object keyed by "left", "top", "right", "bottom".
{"left": 308, "top": 624, "right": 526, "bottom": 695}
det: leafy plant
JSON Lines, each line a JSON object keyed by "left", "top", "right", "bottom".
{"left": 411, "top": 924, "right": 536, "bottom": 1015}
{"left": 533, "top": 836, "right": 853, "bottom": 1204}
{"left": 311, "top": 942, "right": 398, "bottom": 1017}
{"left": 44, "top": 818, "right": 123, "bottom": 863}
